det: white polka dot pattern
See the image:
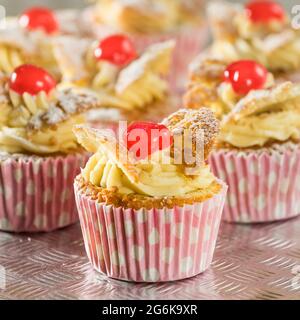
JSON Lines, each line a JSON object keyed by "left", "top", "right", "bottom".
{"left": 161, "top": 247, "right": 174, "bottom": 264}
{"left": 148, "top": 228, "right": 159, "bottom": 245}
{"left": 142, "top": 268, "right": 160, "bottom": 282}
{"left": 124, "top": 221, "right": 134, "bottom": 237}
{"left": 15, "top": 202, "right": 25, "bottom": 217}
{"left": 0, "top": 153, "right": 89, "bottom": 232}
{"left": 238, "top": 178, "right": 247, "bottom": 194}
{"left": 209, "top": 146, "right": 300, "bottom": 223}
{"left": 14, "top": 168, "right": 23, "bottom": 183}
{"left": 26, "top": 181, "right": 35, "bottom": 195}
{"left": 74, "top": 181, "right": 227, "bottom": 282}
{"left": 180, "top": 257, "right": 193, "bottom": 273}
{"left": 131, "top": 246, "right": 145, "bottom": 261}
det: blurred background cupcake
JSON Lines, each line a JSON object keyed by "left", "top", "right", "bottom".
{"left": 206, "top": 0, "right": 300, "bottom": 82}
{"left": 0, "top": 64, "right": 99, "bottom": 232}
{"left": 80, "top": 0, "right": 209, "bottom": 91}
{"left": 74, "top": 108, "right": 227, "bottom": 282}
{"left": 53, "top": 34, "right": 178, "bottom": 129}
{"left": 0, "top": 9, "right": 61, "bottom": 80}
{"left": 185, "top": 58, "right": 300, "bottom": 223}
{"left": 3, "top": 4, "right": 90, "bottom": 37}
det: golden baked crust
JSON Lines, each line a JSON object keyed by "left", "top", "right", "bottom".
{"left": 184, "top": 57, "right": 226, "bottom": 110}
{"left": 224, "top": 82, "right": 300, "bottom": 123}
{"left": 75, "top": 174, "right": 222, "bottom": 210}
{"left": 188, "top": 57, "right": 226, "bottom": 85}
{"left": 162, "top": 108, "right": 220, "bottom": 160}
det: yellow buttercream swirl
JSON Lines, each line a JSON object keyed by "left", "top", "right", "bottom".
{"left": 82, "top": 41, "right": 171, "bottom": 110}
{"left": 85, "top": 45, "right": 119, "bottom": 89}
{"left": 0, "top": 114, "right": 85, "bottom": 154}
{"left": 83, "top": 150, "right": 215, "bottom": 197}
{"left": 92, "top": 62, "right": 119, "bottom": 89}
{"left": 81, "top": 66, "right": 167, "bottom": 111}
{"left": 0, "top": 45, "right": 24, "bottom": 74}
{"left": 220, "top": 88, "right": 300, "bottom": 148}
{"left": 234, "top": 11, "right": 288, "bottom": 39}
{"left": 0, "top": 38, "right": 59, "bottom": 79}
{"left": 221, "top": 110, "right": 300, "bottom": 148}
{"left": 0, "top": 88, "right": 90, "bottom": 155}
{"left": 6, "top": 90, "right": 51, "bottom": 127}
{"left": 115, "top": 73, "right": 167, "bottom": 110}
{"left": 214, "top": 73, "right": 274, "bottom": 119}
{"left": 212, "top": 37, "right": 300, "bottom": 73}
{"left": 211, "top": 10, "right": 300, "bottom": 73}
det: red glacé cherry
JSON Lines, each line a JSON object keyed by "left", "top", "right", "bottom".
{"left": 246, "top": 1, "right": 285, "bottom": 23}
{"left": 124, "top": 122, "right": 173, "bottom": 159}
{"left": 223, "top": 60, "right": 268, "bottom": 95}
{"left": 19, "top": 7, "right": 59, "bottom": 34}
{"left": 9, "top": 64, "right": 56, "bottom": 96}
{"left": 94, "top": 35, "right": 137, "bottom": 66}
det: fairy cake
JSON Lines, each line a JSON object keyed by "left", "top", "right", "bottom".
{"left": 185, "top": 57, "right": 300, "bottom": 222}
{"left": 54, "top": 35, "right": 176, "bottom": 124}
{"left": 73, "top": 108, "right": 227, "bottom": 281}
{"left": 207, "top": 0, "right": 300, "bottom": 81}
{"left": 0, "top": 64, "right": 99, "bottom": 232}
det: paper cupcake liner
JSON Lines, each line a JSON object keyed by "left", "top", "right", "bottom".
{"left": 80, "top": 7, "right": 209, "bottom": 92}
{"left": 209, "top": 144, "right": 300, "bottom": 223}
{"left": 0, "top": 153, "right": 89, "bottom": 232}
{"left": 74, "top": 180, "right": 227, "bottom": 282}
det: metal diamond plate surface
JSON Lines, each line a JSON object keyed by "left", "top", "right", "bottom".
{"left": 1, "top": 218, "right": 300, "bottom": 300}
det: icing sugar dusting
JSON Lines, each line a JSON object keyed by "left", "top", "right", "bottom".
{"left": 28, "top": 89, "right": 98, "bottom": 130}
{"left": 0, "top": 82, "right": 98, "bottom": 130}
{"left": 116, "top": 40, "right": 175, "bottom": 93}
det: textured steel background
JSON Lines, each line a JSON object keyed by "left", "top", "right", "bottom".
{"left": 1, "top": 218, "right": 300, "bottom": 300}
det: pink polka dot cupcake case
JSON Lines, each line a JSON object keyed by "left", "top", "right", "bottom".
{"left": 73, "top": 108, "right": 227, "bottom": 282}
{"left": 0, "top": 153, "right": 89, "bottom": 232}
{"left": 185, "top": 56, "right": 300, "bottom": 223}
{"left": 210, "top": 144, "right": 300, "bottom": 223}
{"left": 0, "top": 64, "right": 99, "bottom": 232}
{"left": 75, "top": 188, "right": 226, "bottom": 282}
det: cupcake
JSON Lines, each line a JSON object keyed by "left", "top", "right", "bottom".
{"left": 6, "top": 6, "right": 92, "bottom": 37}
{"left": 185, "top": 57, "right": 276, "bottom": 119}
{"left": 0, "top": 6, "right": 85, "bottom": 79}
{"left": 0, "top": 64, "right": 99, "bottom": 232}
{"left": 80, "top": 0, "right": 208, "bottom": 90}
{"left": 206, "top": 0, "right": 300, "bottom": 81}
{"left": 54, "top": 34, "right": 177, "bottom": 129}
{"left": 185, "top": 58, "right": 300, "bottom": 223}
{"left": 73, "top": 108, "right": 227, "bottom": 282}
